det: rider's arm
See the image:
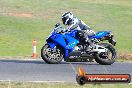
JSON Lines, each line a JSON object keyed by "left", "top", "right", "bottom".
{"left": 80, "top": 20, "right": 92, "bottom": 31}
{"left": 80, "top": 20, "right": 95, "bottom": 36}
{"left": 67, "top": 17, "right": 80, "bottom": 31}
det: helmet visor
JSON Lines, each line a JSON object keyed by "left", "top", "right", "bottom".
{"left": 62, "top": 16, "right": 69, "bottom": 25}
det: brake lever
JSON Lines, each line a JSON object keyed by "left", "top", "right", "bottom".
{"left": 65, "top": 30, "right": 71, "bottom": 33}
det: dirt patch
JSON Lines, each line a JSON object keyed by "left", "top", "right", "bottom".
{"left": 8, "top": 13, "right": 33, "bottom": 18}
{"left": 118, "top": 53, "right": 132, "bottom": 60}
{"left": 0, "top": 55, "right": 41, "bottom": 60}
{"left": 0, "top": 56, "right": 31, "bottom": 60}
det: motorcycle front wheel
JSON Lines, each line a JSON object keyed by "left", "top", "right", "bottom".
{"left": 95, "top": 43, "right": 117, "bottom": 65}
{"left": 41, "top": 44, "right": 64, "bottom": 64}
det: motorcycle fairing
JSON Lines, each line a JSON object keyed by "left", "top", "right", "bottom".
{"left": 47, "top": 33, "right": 79, "bottom": 49}
{"left": 47, "top": 42, "right": 56, "bottom": 49}
{"left": 47, "top": 33, "right": 79, "bottom": 59}
{"left": 65, "top": 30, "right": 78, "bottom": 38}
{"left": 89, "top": 31, "right": 111, "bottom": 39}
{"left": 65, "top": 34, "right": 79, "bottom": 50}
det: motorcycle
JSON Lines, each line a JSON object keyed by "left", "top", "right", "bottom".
{"left": 41, "top": 23, "right": 117, "bottom": 65}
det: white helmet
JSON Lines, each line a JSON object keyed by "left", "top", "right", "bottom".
{"left": 62, "top": 12, "right": 73, "bottom": 25}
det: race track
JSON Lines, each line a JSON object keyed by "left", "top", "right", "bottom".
{"left": 0, "top": 59, "right": 132, "bottom": 82}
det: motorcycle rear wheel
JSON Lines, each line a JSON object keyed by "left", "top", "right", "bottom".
{"left": 95, "top": 43, "right": 117, "bottom": 65}
{"left": 41, "top": 44, "right": 64, "bottom": 64}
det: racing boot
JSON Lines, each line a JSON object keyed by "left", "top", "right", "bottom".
{"left": 85, "top": 38, "right": 95, "bottom": 52}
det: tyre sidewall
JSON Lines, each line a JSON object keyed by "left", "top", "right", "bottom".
{"left": 95, "top": 43, "right": 117, "bottom": 65}
{"left": 41, "top": 44, "right": 63, "bottom": 64}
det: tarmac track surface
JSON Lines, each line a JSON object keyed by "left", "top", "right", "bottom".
{"left": 0, "top": 59, "right": 132, "bottom": 82}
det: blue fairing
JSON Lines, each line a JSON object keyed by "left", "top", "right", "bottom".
{"left": 65, "top": 30, "right": 78, "bottom": 38}
{"left": 47, "top": 42, "right": 56, "bottom": 49}
{"left": 50, "top": 34, "right": 67, "bottom": 48}
{"left": 89, "top": 31, "right": 111, "bottom": 39}
{"left": 46, "top": 30, "right": 79, "bottom": 59}
{"left": 47, "top": 31, "right": 79, "bottom": 50}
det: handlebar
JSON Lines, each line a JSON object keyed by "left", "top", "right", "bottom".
{"left": 54, "top": 23, "right": 72, "bottom": 34}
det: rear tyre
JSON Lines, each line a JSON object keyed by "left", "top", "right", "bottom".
{"left": 95, "top": 43, "right": 117, "bottom": 65}
{"left": 41, "top": 44, "right": 64, "bottom": 64}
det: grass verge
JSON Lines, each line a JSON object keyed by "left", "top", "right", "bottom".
{"left": 0, "top": 81, "right": 132, "bottom": 88}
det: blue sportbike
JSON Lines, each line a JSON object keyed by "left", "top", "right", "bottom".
{"left": 41, "top": 23, "right": 116, "bottom": 65}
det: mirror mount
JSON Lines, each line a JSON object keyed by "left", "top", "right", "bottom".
{"left": 55, "top": 23, "right": 60, "bottom": 27}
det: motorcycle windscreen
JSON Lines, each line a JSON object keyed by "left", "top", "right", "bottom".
{"left": 89, "top": 31, "right": 111, "bottom": 39}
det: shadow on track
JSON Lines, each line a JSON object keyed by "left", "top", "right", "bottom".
{"left": 61, "top": 62, "right": 100, "bottom": 65}
{"left": 0, "top": 60, "right": 44, "bottom": 64}
{"left": 0, "top": 60, "right": 100, "bottom": 65}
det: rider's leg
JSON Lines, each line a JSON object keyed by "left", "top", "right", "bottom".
{"left": 76, "top": 30, "right": 94, "bottom": 51}
{"left": 84, "top": 33, "right": 94, "bottom": 51}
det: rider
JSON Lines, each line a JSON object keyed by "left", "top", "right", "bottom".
{"left": 61, "top": 12, "right": 95, "bottom": 51}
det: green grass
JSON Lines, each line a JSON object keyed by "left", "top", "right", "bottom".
{"left": 0, "top": 81, "right": 132, "bottom": 88}
{"left": 0, "top": 0, "right": 132, "bottom": 56}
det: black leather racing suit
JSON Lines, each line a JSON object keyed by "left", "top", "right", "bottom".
{"left": 67, "top": 17, "right": 95, "bottom": 47}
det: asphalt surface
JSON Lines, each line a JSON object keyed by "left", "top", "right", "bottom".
{"left": 0, "top": 59, "right": 132, "bottom": 82}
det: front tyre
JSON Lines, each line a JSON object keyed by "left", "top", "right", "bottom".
{"left": 95, "top": 43, "right": 117, "bottom": 65}
{"left": 41, "top": 44, "right": 64, "bottom": 64}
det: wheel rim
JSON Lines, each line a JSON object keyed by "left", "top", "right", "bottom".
{"left": 43, "top": 45, "right": 63, "bottom": 62}
{"left": 99, "top": 47, "right": 114, "bottom": 61}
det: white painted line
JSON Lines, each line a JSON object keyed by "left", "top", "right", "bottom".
{"left": 103, "top": 66, "right": 109, "bottom": 74}
{"left": 69, "top": 62, "right": 77, "bottom": 74}
{"left": 116, "top": 62, "right": 132, "bottom": 63}
{"left": 0, "top": 80, "right": 65, "bottom": 83}
{"left": 27, "top": 81, "right": 65, "bottom": 83}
